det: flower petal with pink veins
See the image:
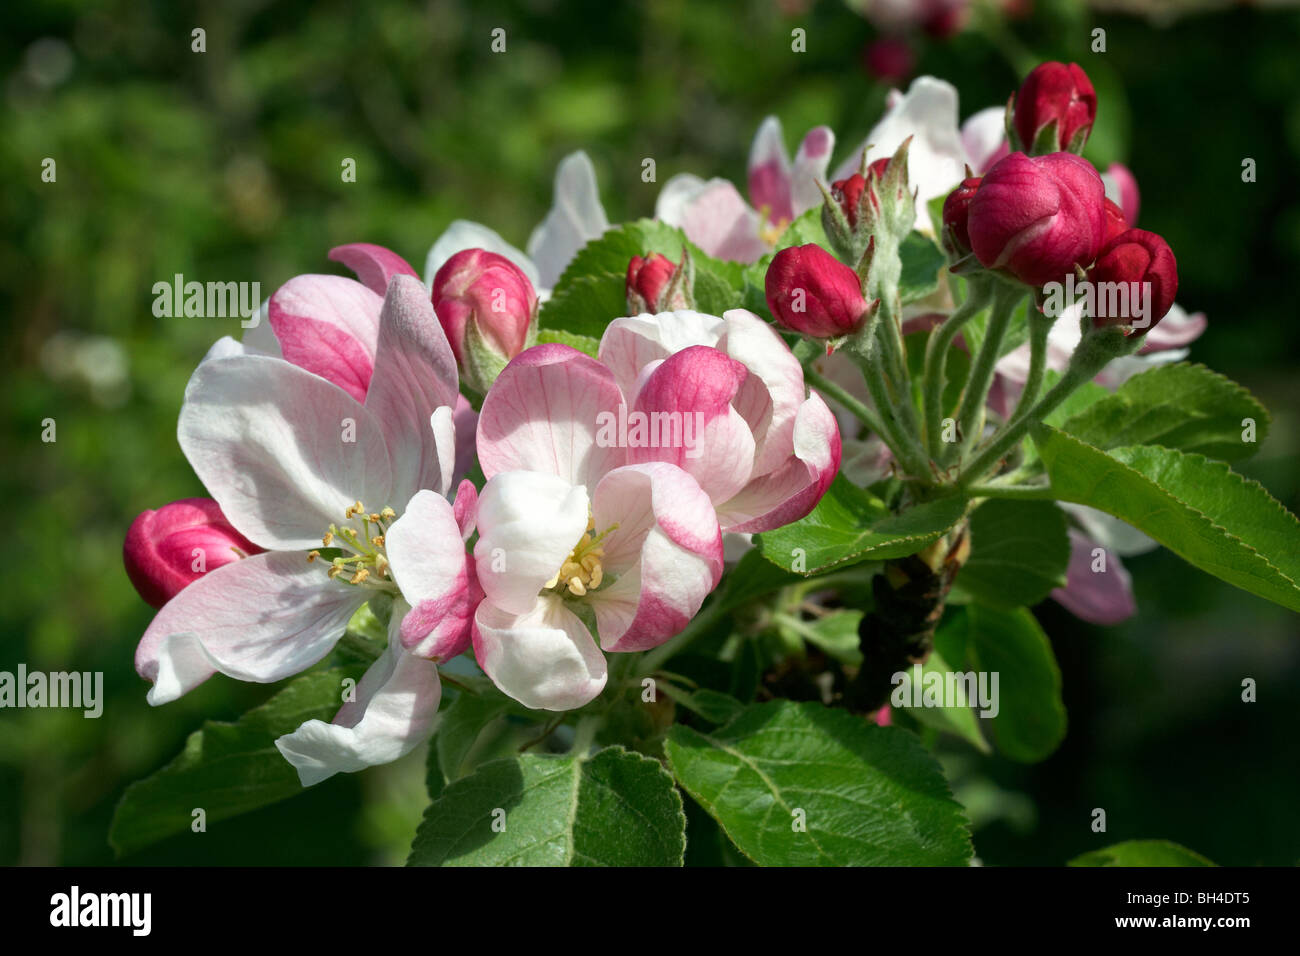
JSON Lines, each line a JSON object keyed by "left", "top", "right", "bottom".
{"left": 1137, "top": 303, "right": 1207, "bottom": 353}
{"left": 268, "top": 274, "right": 382, "bottom": 402}
{"left": 477, "top": 344, "right": 627, "bottom": 487}
{"left": 473, "top": 594, "right": 608, "bottom": 711}
{"left": 135, "top": 551, "right": 363, "bottom": 705}
{"left": 598, "top": 311, "right": 725, "bottom": 400}
{"left": 473, "top": 471, "right": 589, "bottom": 616}
{"left": 386, "top": 490, "right": 478, "bottom": 660}
{"left": 721, "top": 309, "right": 808, "bottom": 475}
{"left": 526, "top": 151, "right": 611, "bottom": 290}
{"left": 716, "top": 391, "right": 842, "bottom": 533}
{"left": 451, "top": 479, "right": 478, "bottom": 541}
{"left": 791, "top": 125, "right": 836, "bottom": 217}
{"left": 1050, "top": 529, "right": 1137, "bottom": 626}
{"left": 364, "top": 275, "right": 461, "bottom": 502}
{"left": 179, "top": 355, "right": 393, "bottom": 551}
{"left": 748, "top": 116, "right": 795, "bottom": 224}
{"left": 275, "top": 632, "right": 442, "bottom": 786}
{"left": 588, "top": 463, "right": 724, "bottom": 653}
{"left": 656, "top": 175, "right": 769, "bottom": 264}
{"left": 327, "top": 243, "right": 419, "bottom": 296}
{"left": 629, "top": 345, "right": 756, "bottom": 504}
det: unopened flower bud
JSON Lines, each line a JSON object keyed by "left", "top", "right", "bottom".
{"left": 941, "top": 175, "right": 982, "bottom": 255}
{"left": 967, "top": 152, "right": 1105, "bottom": 287}
{"left": 1012, "top": 61, "right": 1097, "bottom": 154}
{"left": 1087, "top": 228, "right": 1178, "bottom": 333}
{"left": 626, "top": 251, "right": 694, "bottom": 314}
{"left": 124, "top": 498, "right": 262, "bottom": 608}
{"left": 765, "top": 244, "right": 872, "bottom": 339}
{"left": 1101, "top": 197, "right": 1129, "bottom": 244}
{"left": 432, "top": 248, "right": 538, "bottom": 392}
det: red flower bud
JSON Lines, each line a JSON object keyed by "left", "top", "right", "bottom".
{"left": 831, "top": 160, "right": 891, "bottom": 231}
{"left": 1101, "top": 197, "right": 1129, "bottom": 244}
{"left": 941, "top": 176, "right": 982, "bottom": 254}
{"left": 967, "top": 151, "right": 1106, "bottom": 287}
{"left": 124, "top": 498, "right": 262, "bottom": 608}
{"left": 432, "top": 249, "right": 538, "bottom": 366}
{"left": 626, "top": 253, "right": 678, "bottom": 313}
{"left": 1013, "top": 61, "right": 1097, "bottom": 153}
{"left": 1087, "top": 228, "right": 1178, "bottom": 332}
{"left": 863, "top": 37, "right": 914, "bottom": 85}
{"left": 765, "top": 244, "right": 871, "bottom": 339}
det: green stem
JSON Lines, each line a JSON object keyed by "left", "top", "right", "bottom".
{"left": 1007, "top": 312, "right": 1052, "bottom": 424}
{"left": 638, "top": 595, "right": 727, "bottom": 676}
{"left": 853, "top": 345, "right": 931, "bottom": 479}
{"left": 950, "top": 283, "right": 1023, "bottom": 463}
{"left": 962, "top": 481, "right": 1057, "bottom": 501}
{"left": 922, "top": 279, "right": 992, "bottom": 459}
{"left": 876, "top": 296, "right": 922, "bottom": 441}
{"left": 804, "top": 365, "right": 889, "bottom": 441}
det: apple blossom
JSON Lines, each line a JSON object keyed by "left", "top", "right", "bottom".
{"left": 765, "top": 244, "right": 873, "bottom": 339}
{"left": 431, "top": 248, "right": 539, "bottom": 392}
{"left": 132, "top": 276, "right": 478, "bottom": 785}
{"left": 472, "top": 344, "right": 725, "bottom": 710}
{"left": 598, "top": 309, "right": 841, "bottom": 533}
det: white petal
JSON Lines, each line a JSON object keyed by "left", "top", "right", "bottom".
{"left": 526, "top": 151, "right": 610, "bottom": 289}
{"left": 474, "top": 472, "right": 589, "bottom": 616}
{"left": 179, "top": 354, "right": 393, "bottom": 550}
{"left": 135, "top": 551, "right": 363, "bottom": 704}
{"left": 473, "top": 595, "right": 607, "bottom": 711}
{"left": 424, "top": 219, "right": 541, "bottom": 292}
{"left": 386, "top": 489, "right": 476, "bottom": 660}
{"left": 598, "top": 311, "right": 726, "bottom": 400}
{"left": 275, "top": 638, "right": 443, "bottom": 786}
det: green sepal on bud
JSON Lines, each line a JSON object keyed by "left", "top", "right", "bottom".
{"left": 461, "top": 299, "right": 539, "bottom": 393}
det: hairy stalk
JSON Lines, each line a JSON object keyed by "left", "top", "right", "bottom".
{"left": 950, "top": 283, "right": 1024, "bottom": 463}
{"left": 922, "top": 278, "right": 992, "bottom": 459}
{"left": 1007, "top": 311, "right": 1052, "bottom": 424}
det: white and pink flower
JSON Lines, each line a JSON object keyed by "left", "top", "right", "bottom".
{"left": 134, "top": 276, "right": 477, "bottom": 785}
{"left": 472, "top": 344, "right": 726, "bottom": 711}
{"left": 598, "top": 309, "right": 841, "bottom": 533}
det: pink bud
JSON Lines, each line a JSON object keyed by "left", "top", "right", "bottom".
{"left": 626, "top": 253, "right": 678, "bottom": 313}
{"left": 967, "top": 151, "right": 1106, "bottom": 287}
{"left": 1101, "top": 197, "right": 1129, "bottom": 244}
{"left": 863, "top": 37, "right": 914, "bottom": 84}
{"left": 124, "top": 498, "right": 262, "bottom": 608}
{"left": 431, "top": 249, "right": 538, "bottom": 368}
{"left": 765, "top": 244, "right": 870, "bottom": 339}
{"left": 941, "top": 175, "right": 982, "bottom": 254}
{"left": 1103, "top": 162, "right": 1141, "bottom": 225}
{"left": 1013, "top": 61, "right": 1097, "bottom": 152}
{"left": 1087, "top": 228, "right": 1178, "bottom": 332}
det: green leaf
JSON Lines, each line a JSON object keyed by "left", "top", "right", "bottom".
{"left": 1060, "top": 363, "right": 1269, "bottom": 461}
{"left": 1032, "top": 425, "right": 1300, "bottom": 612}
{"left": 899, "top": 231, "right": 947, "bottom": 304}
{"left": 407, "top": 746, "right": 686, "bottom": 866}
{"left": 754, "top": 474, "right": 970, "bottom": 574}
{"left": 784, "top": 609, "right": 864, "bottom": 665}
{"left": 109, "top": 666, "right": 362, "bottom": 857}
{"left": 665, "top": 700, "right": 972, "bottom": 866}
{"left": 955, "top": 498, "right": 1070, "bottom": 609}
{"left": 716, "top": 548, "right": 803, "bottom": 612}
{"left": 435, "top": 689, "right": 515, "bottom": 784}
{"left": 536, "top": 327, "right": 600, "bottom": 357}
{"left": 1070, "top": 839, "right": 1216, "bottom": 867}
{"left": 893, "top": 646, "right": 991, "bottom": 754}
{"left": 772, "top": 207, "right": 829, "bottom": 252}
{"left": 539, "top": 219, "right": 746, "bottom": 339}
{"left": 657, "top": 683, "right": 747, "bottom": 726}
{"left": 955, "top": 605, "right": 1066, "bottom": 763}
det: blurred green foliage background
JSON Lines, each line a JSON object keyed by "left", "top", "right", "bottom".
{"left": 1, "top": 0, "right": 1297, "bottom": 866}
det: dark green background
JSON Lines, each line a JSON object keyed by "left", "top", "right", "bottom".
{"left": 1, "top": 0, "right": 1296, "bottom": 865}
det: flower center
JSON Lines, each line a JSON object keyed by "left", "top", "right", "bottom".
{"left": 308, "top": 501, "right": 398, "bottom": 591}
{"left": 757, "top": 206, "right": 790, "bottom": 246}
{"left": 545, "top": 516, "right": 617, "bottom": 598}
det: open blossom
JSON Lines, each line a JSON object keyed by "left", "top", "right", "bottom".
{"left": 133, "top": 276, "right": 478, "bottom": 785}
{"left": 598, "top": 309, "right": 841, "bottom": 533}
{"left": 967, "top": 151, "right": 1106, "bottom": 286}
{"left": 657, "top": 117, "right": 834, "bottom": 263}
{"left": 124, "top": 498, "right": 262, "bottom": 609}
{"left": 473, "top": 345, "right": 724, "bottom": 710}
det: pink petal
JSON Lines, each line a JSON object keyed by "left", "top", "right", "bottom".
{"left": 748, "top": 116, "right": 795, "bottom": 224}
{"left": 476, "top": 343, "right": 627, "bottom": 487}
{"left": 275, "top": 636, "right": 442, "bottom": 785}
{"left": 327, "top": 243, "right": 419, "bottom": 296}
{"left": 178, "top": 355, "right": 393, "bottom": 551}
{"left": 629, "top": 345, "right": 756, "bottom": 504}
{"left": 135, "top": 550, "right": 363, "bottom": 704}
{"left": 1137, "top": 303, "right": 1207, "bottom": 353}
{"left": 473, "top": 594, "right": 607, "bottom": 711}
{"left": 598, "top": 311, "right": 726, "bottom": 400}
{"left": 386, "top": 490, "right": 478, "bottom": 660}
{"left": 588, "top": 462, "right": 724, "bottom": 653}
{"left": 716, "top": 391, "right": 841, "bottom": 533}
{"left": 1050, "top": 529, "right": 1137, "bottom": 626}
{"left": 791, "top": 125, "right": 836, "bottom": 217}
{"left": 721, "top": 309, "right": 808, "bottom": 477}
{"left": 268, "top": 275, "right": 382, "bottom": 402}
{"left": 364, "top": 275, "right": 461, "bottom": 502}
